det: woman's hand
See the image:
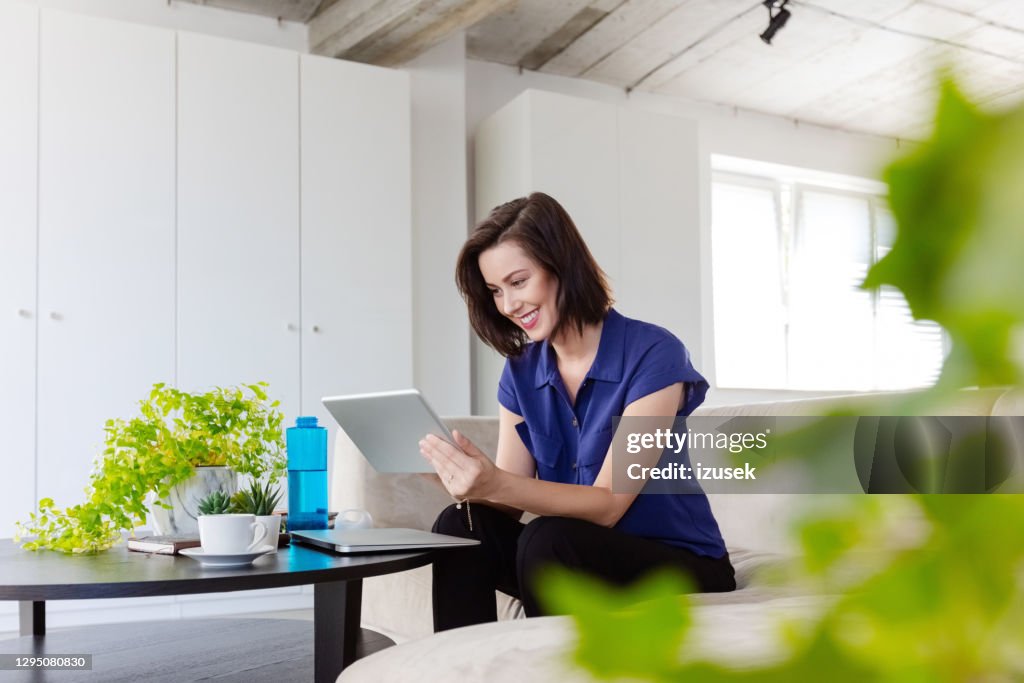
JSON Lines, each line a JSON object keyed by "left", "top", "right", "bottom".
{"left": 419, "top": 430, "right": 501, "bottom": 501}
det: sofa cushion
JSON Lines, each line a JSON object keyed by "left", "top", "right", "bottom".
{"left": 991, "top": 387, "right": 1024, "bottom": 416}
{"left": 338, "top": 595, "right": 831, "bottom": 682}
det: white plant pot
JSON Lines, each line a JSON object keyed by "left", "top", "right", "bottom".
{"left": 255, "top": 514, "right": 282, "bottom": 553}
{"left": 149, "top": 466, "right": 238, "bottom": 536}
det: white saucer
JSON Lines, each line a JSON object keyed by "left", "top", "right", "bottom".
{"left": 179, "top": 545, "right": 276, "bottom": 568}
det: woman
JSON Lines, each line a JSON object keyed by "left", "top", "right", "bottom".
{"left": 419, "top": 192, "right": 735, "bottom": 632}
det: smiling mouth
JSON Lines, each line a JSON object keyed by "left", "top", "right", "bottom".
{"left": 519, "top": 309, "right": 539, "bottom": 329}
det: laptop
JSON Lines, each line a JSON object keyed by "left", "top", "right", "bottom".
{"left": 322, "top": 389, "right": 454, "bottom": 474}
{"left": 290, "top": 527, "right": 480, "bottom": 554}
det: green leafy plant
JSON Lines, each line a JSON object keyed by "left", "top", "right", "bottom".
{"left": 14, "top": 382, "right": 286, "bottom": 554}
{"left": 229, "top": 480, "right": 283, "bottom": 516}
{"left": 197, "top": 490, "right": 234, "bottom": 516}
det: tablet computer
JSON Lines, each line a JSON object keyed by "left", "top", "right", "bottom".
{"left": 322, "top": 389, "right": 453, "bottom": 473}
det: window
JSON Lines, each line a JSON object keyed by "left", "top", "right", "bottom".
{"left": 711, "top": 157, "right": 946, "bottom": 391}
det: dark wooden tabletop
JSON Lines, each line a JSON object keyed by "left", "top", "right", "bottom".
{"left": 0, "top": 538, "right": 433, "bottom": 601}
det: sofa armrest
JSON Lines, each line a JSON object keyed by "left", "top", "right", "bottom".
{"left": 330, "top": 427, "right": 451, "bottom": 530}
{"left": 329, "top": 416, "right": 502, "bottom": 530}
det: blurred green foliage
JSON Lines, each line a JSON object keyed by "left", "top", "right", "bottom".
{"left": 541, "top": 495, "right": 1024, "bottom": 681}
{"left": 540, "top": 79, "right": 1024, "bottom": 680}
{"left": 864, "top": 78, "right": 1024, "bottom": 389}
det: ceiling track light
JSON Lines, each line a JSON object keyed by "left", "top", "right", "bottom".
{"left": 760, "top": 0, "right": 791, "bottom": 45}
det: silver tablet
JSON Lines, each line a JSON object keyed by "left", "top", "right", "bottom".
{"left": 322, "top": 389, "right": 453, "bottom": 473}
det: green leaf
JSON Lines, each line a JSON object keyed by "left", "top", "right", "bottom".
{"left": 537, "top": 567, "right": 693, "bottom": 680}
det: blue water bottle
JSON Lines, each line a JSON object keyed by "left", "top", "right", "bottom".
{"left": 287, "top": 416, "right": 328, "bottom": 530}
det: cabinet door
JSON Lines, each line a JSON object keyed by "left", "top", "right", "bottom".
{"left": 619, "top": 107, "right": 702, "bottom": 359}
{"left": 0, "top": 3, "right": 39, "bottom": 536}
{"left": 527, "top": 91, "right": 620, "bottom": 287}
{"left": 177, "top": 33, "right": 300, "bottom": 419}
{"left": 36, "top": 10, "right": 176, "bottom": 510}
{"left": 300, "top": 55, "right": 412, "bottom": 432}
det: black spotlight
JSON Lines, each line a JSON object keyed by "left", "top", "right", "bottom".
{"left": 760, "top": 0, "right": 791, "bottom": 45}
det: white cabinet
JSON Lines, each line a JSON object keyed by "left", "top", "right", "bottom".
{"left": 523, "top": 91, "right": 621, "bottom": 286}
{"left": 617, "top": 107, "right": 701, "bottom": 334}
{"left": 299, "top": 54, "right": 413, "bottom": 431}
{"left": 36, "top": 11, "right": 176, "bottom": 511}
{"left": 176, "top": 33, "right": 301, "bottom": 419}
{"left": 0, "top": 2, "right": 39, "bottom": 537}
{"left": 474, "top": 90, "right": 701, "bottom": 415}
{"left": 0, "top": 5, "right": 415, "bottom": 631}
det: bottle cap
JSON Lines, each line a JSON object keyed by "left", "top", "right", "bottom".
{"left": 296, "top": 416, "right": 319, "bottom": 428}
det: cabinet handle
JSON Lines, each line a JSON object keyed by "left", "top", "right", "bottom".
{"left": 49, "top": 311, "right": 63, "bottom": 321}
{"left": 17, "top": 309, "right": 33, "bottom": 319}
{"left": 312, "top": 325, "right": 321, "bottom": 334}
{"left": 286, "top": 323, "right": 297, "bottom": 332}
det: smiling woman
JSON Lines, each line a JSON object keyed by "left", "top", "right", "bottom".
{"left": 419, "top": 192, "right": 736, "bottom": 633}
{"left": 455, "top": 193, "right": 612, "bottom": 358}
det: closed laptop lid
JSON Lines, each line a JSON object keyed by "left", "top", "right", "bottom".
{"left": 291, "top": 527, "right": 479, "bottom": 553}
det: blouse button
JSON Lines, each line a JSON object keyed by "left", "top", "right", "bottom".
{"left": 572, "top": 417, "right": 579, "bottom": 428}
{"left": 572, "top": 461, "right": 578, "bottom": 470}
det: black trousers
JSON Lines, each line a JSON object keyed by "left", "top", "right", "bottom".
{"left": 431, "top": 502, "right": 736, "bottom": 633}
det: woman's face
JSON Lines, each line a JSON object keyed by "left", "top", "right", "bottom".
{"left": 478, "top": 241, "right": 559, "bottom": 342}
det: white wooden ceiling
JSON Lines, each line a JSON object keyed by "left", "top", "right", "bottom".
{"left": 179, "top": 0, "right": 1024, "bottom": 140}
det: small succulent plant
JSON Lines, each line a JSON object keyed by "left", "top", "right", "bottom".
{"left": 230, "top": 480, "right": 283, "bottom": 516}
{"left": 197, "top": 490, "right": 233, "bottom": 516}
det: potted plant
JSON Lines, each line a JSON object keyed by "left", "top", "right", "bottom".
{"left": 194, "top": 489, "right": 270, "bottom": 556}
{"left": 230, "top": 480, "right": 284, "bottom": 553}
{"left": 197, "top": 490, "right": 234, "bottom": 516}
{"left": 14, "top": 382, "right": 286, "bottom": 554}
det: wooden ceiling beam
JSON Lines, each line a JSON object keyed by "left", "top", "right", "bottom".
{"left": 517, "top": 3, "right": 624, "bottom": 72}
{"left": 310, "top": 0, "right": 512, "bottom": 66}
{"left": 176, "top": 0, "right": 326, "bottom": 23}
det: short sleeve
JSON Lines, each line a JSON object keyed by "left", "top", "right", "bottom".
{"left": 624, "top": 335, "right": 709, "bottom": 415}
{"left": 497, "top": 359, "right": 522, "bottom": 415}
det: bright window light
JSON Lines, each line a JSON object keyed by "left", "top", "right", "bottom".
{"left": 711, "top": 156, "right": 946, "bottom": 391}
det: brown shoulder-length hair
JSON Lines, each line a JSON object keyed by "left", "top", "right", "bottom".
{"left": 456, "top": 192, "right": 612, "bottom": 357}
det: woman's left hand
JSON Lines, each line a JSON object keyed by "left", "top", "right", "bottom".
{"left": 419, "top": 430, "right": 500, "bottom": 500}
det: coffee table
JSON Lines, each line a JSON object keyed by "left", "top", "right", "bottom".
{"left": 0, "top": 539, "right": 434, "bottom": 682}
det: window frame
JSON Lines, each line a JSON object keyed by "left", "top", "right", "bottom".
{"left": 711, "top": 167, "right": 948, "bottom": 391}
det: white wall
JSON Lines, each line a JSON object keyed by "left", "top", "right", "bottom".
{"left": 404, "top": 34, "right": 472, "bottom": 416}
{"left": 7, "top": 0, "right": 307, "bottom": 51}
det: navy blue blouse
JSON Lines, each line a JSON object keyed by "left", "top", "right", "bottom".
{"left": 498, "top": 308, "right": 728, "bottom": 558}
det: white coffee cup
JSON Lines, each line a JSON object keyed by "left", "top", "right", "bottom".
{"left": 255, "top": 514, "right": 282, "bottom": 554}
{"left": 198, "top": 513, "right": 268, "bottom": 554}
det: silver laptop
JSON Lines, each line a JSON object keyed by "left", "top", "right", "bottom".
{"left": 291, "top": 527, "right": 479, "bottom": 554}
{"left": 322, "top": 389, "right": 454, "bottom": 473}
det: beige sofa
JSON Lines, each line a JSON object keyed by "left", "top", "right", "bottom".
{"left": 331, "top": 387, "right": 1021, "bottom": 681}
